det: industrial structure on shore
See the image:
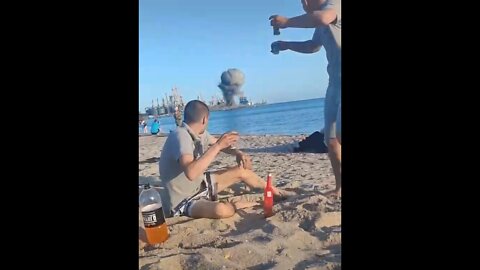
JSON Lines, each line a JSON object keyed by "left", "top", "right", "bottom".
{"left": 140, "top": 86, "right": 265, "bottom": 120}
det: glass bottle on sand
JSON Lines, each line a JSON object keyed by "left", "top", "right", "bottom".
{"left": 140, "top": 184, "right": 169, "bottom": 244}
{"left": 264, "top": 173, "right": 274, "bottom": 218}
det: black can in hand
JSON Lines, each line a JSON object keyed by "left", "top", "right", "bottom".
{"left": 271, "top": 42, "right": 280, "bottom": 55}
{"left": 273, "top": 27, "right": 280, "bottom": 35}
{"left": 269, "top": 15, "right": 281, "bottom": 35}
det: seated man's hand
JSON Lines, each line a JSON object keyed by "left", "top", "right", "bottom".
{"left": 236, "top": 152, "right": 253, "bottom": 170}
{"left": 216, "top": 132, "right": 239, "bottom": 150}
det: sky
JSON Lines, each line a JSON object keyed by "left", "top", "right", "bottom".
{"left": 139, "top": 0, "right": 330, "bottom": 112}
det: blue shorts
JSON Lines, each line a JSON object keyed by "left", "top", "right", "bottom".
{"left": 324, "top": 78, "right": 341, "bottom": 145}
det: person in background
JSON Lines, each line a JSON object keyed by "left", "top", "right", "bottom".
{"left": 151, "top": 119, "right": 160, "bottom": 135}
{"left": 174, "top": 106, "right": 183, "bottom": 127}
{"left": 141, "top": 120, "right": 148, "bottom": 134}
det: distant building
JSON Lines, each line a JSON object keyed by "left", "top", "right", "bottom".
{"left": 144, "top": 86, "right": 185, "bottom": 116}
{"left": 239, "top": 96, "right": 249, "bottom": 105}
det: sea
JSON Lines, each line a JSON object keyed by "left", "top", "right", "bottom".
{"left": 140, "top": 98, "right": 325, "bottom": 136}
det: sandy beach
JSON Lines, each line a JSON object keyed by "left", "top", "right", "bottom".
{"left": 139, "top": 134, "right": 341, "bottom": 270}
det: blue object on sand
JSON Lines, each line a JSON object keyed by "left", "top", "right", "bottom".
{"left": 151, "top": 121, "right": 160, "bottom": 134}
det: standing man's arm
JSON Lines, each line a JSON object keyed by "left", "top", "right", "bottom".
{"left": 269, "top": 0, "right": 339, "bottom": 29}
{"left": 272, "top": 40, "right": 321, "bottom": 54}
{"left": 270, "top": 10, "right": 336, "bottom": 29}
{"left": 269, "top": 0, "right": 340, "bottom": 54}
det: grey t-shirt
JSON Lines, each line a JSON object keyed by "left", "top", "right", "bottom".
{"left": 312, "top": 0, "right": 341, "bottom": 83}
{"left": 158, "top": 123, "right": 214, "bottom": 216}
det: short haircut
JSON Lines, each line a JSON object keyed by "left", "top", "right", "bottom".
{"left": 183, "top": 100, "right": 210, "bottom": 124}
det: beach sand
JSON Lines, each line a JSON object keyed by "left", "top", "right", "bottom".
{"left": 139, "top": 134, "right": 341, "bottom": 270}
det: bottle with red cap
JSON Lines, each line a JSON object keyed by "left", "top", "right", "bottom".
{"left": 264, "top": 173, "right": 274, "bottom": 218}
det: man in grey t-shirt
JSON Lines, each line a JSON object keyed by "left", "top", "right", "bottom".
{"left": 159, "top": 100, "right": 294, "bottom": 219}
{"left": 270, "top": 0, "right": 341, "bottom": 198}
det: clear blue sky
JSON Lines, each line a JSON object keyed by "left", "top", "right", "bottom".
{"left": 139, "top": 0, "right": 330, "bottom": 112}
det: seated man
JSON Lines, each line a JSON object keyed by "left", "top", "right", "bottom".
{"left": 159, "top": 100, "right": 292, "bottom": 219}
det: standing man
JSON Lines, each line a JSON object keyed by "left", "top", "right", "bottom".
{"left": 270, "top": 0, "right": 341, "bottom": 198}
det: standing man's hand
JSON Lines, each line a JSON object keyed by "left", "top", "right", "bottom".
{"left": 271, "top": 41, "right": 288, "bottom": 52}
{"left": 269, "top": 15, "right": 289, "bottom": 29}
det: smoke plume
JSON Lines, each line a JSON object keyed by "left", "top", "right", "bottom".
{"left": 218, "top": 68, "right": 245, "bottom": 106}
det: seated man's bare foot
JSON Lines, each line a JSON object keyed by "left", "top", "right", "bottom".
{"left": 271, "top": 187, "right": 297, "bottom": 202}
{"left": 273, "top": 186, "right": 296, "bottom": 196}
{"left": 324, "top": 188, "right": 341, "bottom": 200}
{"left": 228, "top": 197, "right": 260, "bottom": 210}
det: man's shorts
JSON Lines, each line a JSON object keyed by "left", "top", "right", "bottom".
{"left": 324, "top": 79, "right": 341, "bottom": 146}
{"left": 171, "top": 172, "right": 218, "bottom": 217}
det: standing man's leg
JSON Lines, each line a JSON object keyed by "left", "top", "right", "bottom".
{"left": 323, "top": 81, "right": 341, "bottom": 198}
{"left": 336, "top": 102, "right": 341, "bottom": 144}
{"left": 327, "top": 139, "right": 341, "bottom": 197}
